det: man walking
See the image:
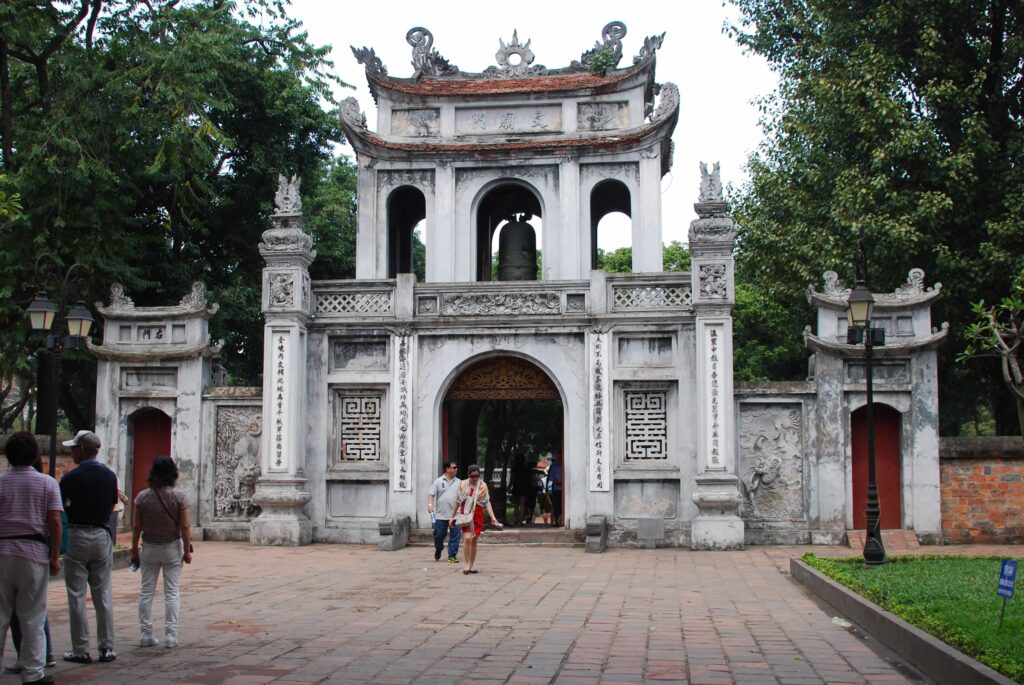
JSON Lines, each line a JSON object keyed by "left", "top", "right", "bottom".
{"left": 427, "top": 461, "right": 461, "bottom": 563}
{"left": 59, "top": 431, "right": 118, "bottom": 664}
{"left": 0, "top": 432, "right": 62, "bottom": 685}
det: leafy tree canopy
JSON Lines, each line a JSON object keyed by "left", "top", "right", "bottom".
{"left": 0, "top": 0, "right": 352, "bottom": 426}
{"left": 728, "top": 0, "right": 1024, "bottom": 433}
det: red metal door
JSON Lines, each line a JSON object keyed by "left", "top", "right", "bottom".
{"left": 851, "top": 404, "right": 902, "bottom": 529}
{"left": 131, "top": 409, "right": 171, "bottom": 502}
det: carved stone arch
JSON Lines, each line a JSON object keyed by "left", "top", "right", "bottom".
{"left": 386, "top": 184, "right": 426, "bottom": 278}
{"left": 472, "top": 178, "right": 545, "bottom": 281}
{"left": 590, "top": 178, "right": 632, "bottom": 270}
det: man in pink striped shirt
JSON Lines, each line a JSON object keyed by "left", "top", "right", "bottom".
{"left": 0, "top": 432, "right": 63, "bottom": 685}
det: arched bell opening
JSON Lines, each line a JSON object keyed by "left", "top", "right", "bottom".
{"left": 590, "top": 179, "right": 632, "bottom": 271}
{"left": 387, "top": 186, "right": 426, "bottom": 280}
{"left": 475, "top": 182, "right": 543, "bottom": 281}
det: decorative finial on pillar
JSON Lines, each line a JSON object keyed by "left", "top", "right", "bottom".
{"left": 261, "top": 174, "right": 314, "bottom": 265}
{"left": 689, "top": 162, "right": 735, "bottom": 245}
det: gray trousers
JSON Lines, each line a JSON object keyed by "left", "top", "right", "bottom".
{"left": 64, "top": 527, "right": 115, "bottom": 654}
{"left": 0, "top": 555, "right": 49, "bottom": 683}
{"left": 138, "top": 539, "right": 183, "bottom": 639}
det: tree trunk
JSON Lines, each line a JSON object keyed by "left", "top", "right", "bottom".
{"left": 0, "top": 40, "right": 12, "bottom": 168}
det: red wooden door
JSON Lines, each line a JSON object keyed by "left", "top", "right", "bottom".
{"left": 131, "top": 409, "right": 172, "bottom": 502}
{"left": 851, "top": 404, "right": 902, "bottom": 529}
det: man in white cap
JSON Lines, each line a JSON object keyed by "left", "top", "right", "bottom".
{"left": 58, "top": 430, "right": 118, "bottom": 664}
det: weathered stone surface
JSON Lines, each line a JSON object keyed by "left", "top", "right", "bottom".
{"left": 377, "top": 515, "right": 411, "bottom": 551}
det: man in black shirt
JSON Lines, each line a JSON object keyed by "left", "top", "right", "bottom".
{"left": 59, "top": 431, "right": 117, "bottom": 664}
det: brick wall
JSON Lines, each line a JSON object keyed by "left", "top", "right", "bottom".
{"left": 940, "top": 437, "right": 1024, "bottom": 544}
{"left": 0, "top": 433, "right": 77, "bottom": 479}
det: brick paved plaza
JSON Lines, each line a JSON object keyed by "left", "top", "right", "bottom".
{"left": 14, "top": 541, "right": 1018, "bottom": 685}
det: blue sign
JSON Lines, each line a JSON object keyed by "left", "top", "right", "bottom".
{"left": 998, "top": 559, "right": 1017, "bottom": 599}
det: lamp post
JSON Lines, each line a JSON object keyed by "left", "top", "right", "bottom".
{"left": 25, "top": 262, "right": 94, "bottom": 478}
{"left": 846, "top": 250, "right": 886, "bottom": 567}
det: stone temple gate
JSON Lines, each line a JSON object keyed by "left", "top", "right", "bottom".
{"left": 90, "top": 22, "right": 948, "bottom": 549}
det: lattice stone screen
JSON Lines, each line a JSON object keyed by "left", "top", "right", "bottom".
{"left": 612, "top": 285, "right": 692, "bottom": 310}
{"left": 316, "top": 291, "right": 393, "bottom": 316}
{"left": 623, "top": 390, "right": 668, "bottom": 460}
{"left": 334, "top": 391, "right": 385, "bottom": 462}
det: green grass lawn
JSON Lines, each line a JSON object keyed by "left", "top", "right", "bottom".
{"left": 803, "top": 554, "right": 1024, "bottom": 683}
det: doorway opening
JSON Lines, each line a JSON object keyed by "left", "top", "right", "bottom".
{"left": 128, "top": 408, "right": 172, "bottom": 509}
{"left": 851, "top": 403, "right": 902, "bottom": 529}
{"left": 442, "top": 356, "right": 565, "bottom": 527}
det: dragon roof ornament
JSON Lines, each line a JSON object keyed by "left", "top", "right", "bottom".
{"left": 351, "top": 21, "right": 665, "bottom": 89}
{"left": 407, "top": 27, "right": 459, "bottom": 79}
{"left": 571, "top": 21, "right": 626, "bottom": 72}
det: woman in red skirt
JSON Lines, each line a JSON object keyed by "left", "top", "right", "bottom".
{"left": 449, "top": 464, "right": 502, "bottom": 575}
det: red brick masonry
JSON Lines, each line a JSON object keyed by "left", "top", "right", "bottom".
{"left": 941, "top": 436, "right": 1024, "bottom": 544}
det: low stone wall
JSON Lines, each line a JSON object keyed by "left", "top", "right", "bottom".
{"left": 0, "top": 433, "right": 77, "bottom": 479}
{"left": 940, "top": 437, "right": 1024, "bottom": 544}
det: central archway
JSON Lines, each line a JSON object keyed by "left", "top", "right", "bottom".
{"left": 442, "top": 356, "right": 565, "bottom": 528}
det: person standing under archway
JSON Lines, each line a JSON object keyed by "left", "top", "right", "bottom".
{"left": 450, "top": 465, "right": 502, "bottom": 575}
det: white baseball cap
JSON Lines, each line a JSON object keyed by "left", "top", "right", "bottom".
{"left": 63, "top": 430, "right": 101, "bottom": 450}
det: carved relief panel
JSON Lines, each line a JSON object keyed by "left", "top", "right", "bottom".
{"left": 577, "top": 101, "right": 629, "bottom": 131}
{"left": 737, "top": 404, "right": 805, "bottom": 521}
{"left": 390, "top": 108, "right": 440, "bottom": 137}
{"left": 331, "top": 389, "right": 387, "bottom": 467}
{"left": 623, "top": 389, "right": 669, "bottom": 460}
{"left": 213, "top": 406, "right": 263, "bottom": 521}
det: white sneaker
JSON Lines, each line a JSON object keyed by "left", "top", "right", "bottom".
{"left": 165, "top": 636, "right": 179, "bottom": 648}
{"left": 140, "top": 635, "right": 159, "bottom": 647}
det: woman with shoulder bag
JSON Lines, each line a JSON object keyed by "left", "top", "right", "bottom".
{"left": 449, "top": 464, "right": 502, "bottom": 575}
{"left": 130, "top": 455, "right": 193, "bottom": 648}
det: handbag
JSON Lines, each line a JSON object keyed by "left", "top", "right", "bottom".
{"left": 454, "top": 484, "right": 480, "bottom": 527}
{"left": 152, "top": 488, "right": 194, "bottom": 554}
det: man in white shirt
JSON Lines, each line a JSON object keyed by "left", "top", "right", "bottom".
{"left": 427, "top": 462, "right": 461, "bottom": 563}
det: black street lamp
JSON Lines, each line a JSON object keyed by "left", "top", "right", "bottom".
{"left": 25, "top": 262, "right": 94, "bottom": 478}
{"left": 846, "top": 250, "right": 886, "bottom": 567}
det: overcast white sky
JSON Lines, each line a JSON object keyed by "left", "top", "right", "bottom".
{"left": 286, "top": 0, "right": 778, "bottom": 249}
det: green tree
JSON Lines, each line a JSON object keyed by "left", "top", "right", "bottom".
{"left": 960, "top": 269, "right": 1024, "bottom": 436}
{"left": 0, "top": 1, "right": 350, "bottom": 412}
{"left": 728, "top": 0, "right": 1024, "bottom": 433}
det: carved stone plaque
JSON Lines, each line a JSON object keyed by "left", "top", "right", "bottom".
{"left": 738, "top": 404, "right": 804, "bottom": 521}
{"left": 121, "top": 368, "right": 177, "bottom": 390}
{"left": 213, "top": 406, "right": 263, "bottom": 521}
{"left": 334, "top": 391, "right": 385, "bottom": 463}
{"left": 455, "top": 105, "right": 562, "bottom": 135}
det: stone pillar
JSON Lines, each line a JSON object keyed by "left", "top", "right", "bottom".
{"left": 558, "top": 155, "right": 581, "bottom": 280}
{"left": 688, "top": 163, "right": 744, "bottom": 550}
{"left": 251, "top": 175, "right": 315, "bottom": 546}
{"left": 633, "top": 150, "right": 664, "bottom": 273}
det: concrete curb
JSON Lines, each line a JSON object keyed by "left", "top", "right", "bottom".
{"left": 790, "top": 558, "right": 1017, "bottom": 685}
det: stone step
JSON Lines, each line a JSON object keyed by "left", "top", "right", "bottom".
{"left": 409, "top": 527, "right": 585, "bottom": 547}
{"left": 846, "top": 529, "right": 921, "bottom": 551}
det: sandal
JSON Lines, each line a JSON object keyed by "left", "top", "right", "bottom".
{"left": 463, "top": 570, "right": 471, "bottom": 575}
{"left": 469, "top": 570, "right": 479, "bottom": 574}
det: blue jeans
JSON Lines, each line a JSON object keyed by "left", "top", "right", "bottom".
{"left": 433, "top": 519, "right": 461, "bottom": 558}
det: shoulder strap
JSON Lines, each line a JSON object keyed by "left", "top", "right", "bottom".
{"left": 151, "top": 488, "right": 180, "bottom": 529}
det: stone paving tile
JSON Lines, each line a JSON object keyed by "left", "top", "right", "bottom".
{"left": 9, "top": 542, "right": 1015, "bottom": 684}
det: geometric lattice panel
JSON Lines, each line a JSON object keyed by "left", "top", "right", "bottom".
{"left": 613, "top": 285, "right": 692, "bottom": 310}
{"left": 316, "top": 291, "right": 393, "bottom": 315}
{"left": 624, "top": 390, "right": 668, "bottom": 460}
{"left": 338, "top": 392, "right": 383, "bottom": 461}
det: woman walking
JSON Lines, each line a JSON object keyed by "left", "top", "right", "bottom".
{"left": 449, "top": 465, "right": 502, "bottom": 575}
{"left": 130, "top": 456, "right": 193, "bottom": 648}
